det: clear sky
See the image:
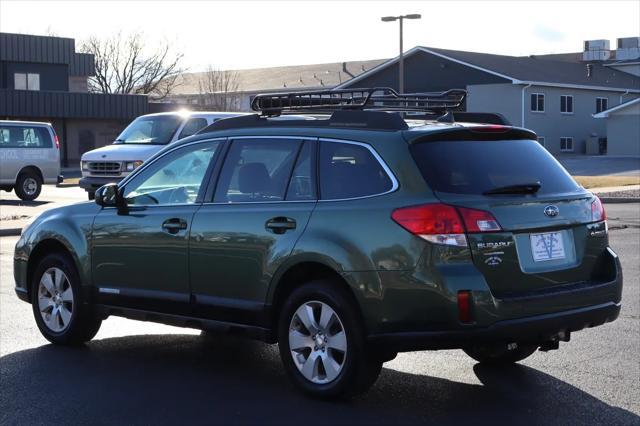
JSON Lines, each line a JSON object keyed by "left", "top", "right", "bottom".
{"left": 1, "top": 0, "right": 639, "bottom": 72}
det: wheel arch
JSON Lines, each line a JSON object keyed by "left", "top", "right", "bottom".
{"left": 268, "top": 258, "right": 366, "bottom": 337}
{"left": 26, "top": 238, "right": 79, "bottom": 300}
{"left": 16, "top": 165, "right": 44, "bottom": 184}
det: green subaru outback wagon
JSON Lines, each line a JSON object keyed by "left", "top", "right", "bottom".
{"left": 14, "top": 88, "right": 622, "bottom": 398}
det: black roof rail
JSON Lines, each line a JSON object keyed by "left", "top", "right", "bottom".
{"left": 198, "top": 110, "right": 410, "bottom": 133}
{"left": 250, "top": 87, "right": 466, "bottom": 117}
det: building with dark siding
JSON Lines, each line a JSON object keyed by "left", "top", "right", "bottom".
{"left": 0, "top": 32, "right": 153, "bottom": 166}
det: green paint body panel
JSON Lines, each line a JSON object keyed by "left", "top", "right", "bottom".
{"left": 14, "top": 121, "right": 623, "bottom": 350}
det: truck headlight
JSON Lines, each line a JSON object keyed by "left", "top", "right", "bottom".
{"left": 81, "top": 161, "right": 89, "bottom": 171}
{"left": 125, "top": 160, "right": 143, "bottom": 172}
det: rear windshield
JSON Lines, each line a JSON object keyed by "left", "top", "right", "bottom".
{"left": 410, "top": 139, "right": 581, "bottom": 195}
{"left": 114, "top": 115, "right": 183, "bottom": 145}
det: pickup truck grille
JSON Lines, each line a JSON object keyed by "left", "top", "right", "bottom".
{"left": 87, "top": 161, "right": 122, "bottom": 175}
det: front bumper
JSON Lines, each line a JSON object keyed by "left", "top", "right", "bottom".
{"left": 368, "top": 301, "right": 621, "bottom": 352}
{"left": 79, "top": 176, "right": 122, "bottom": 191}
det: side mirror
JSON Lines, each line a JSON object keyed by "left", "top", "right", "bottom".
{"left": 95, "top": 183, "right": 127, "bottom": 214}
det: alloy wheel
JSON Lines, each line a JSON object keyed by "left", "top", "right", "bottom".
{"left": 289, "top": 301, "right": 347, "bottom": 384}
{"left": 37, "top": 267, "right": 74, "bottom": 332}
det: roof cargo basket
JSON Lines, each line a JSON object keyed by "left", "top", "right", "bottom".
{"left": 251, "top": 87, "right": 466, "bottom": 117}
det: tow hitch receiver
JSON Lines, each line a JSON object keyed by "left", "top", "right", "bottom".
{"left": 539, "top": 331, "right": 571, "bottom": 352}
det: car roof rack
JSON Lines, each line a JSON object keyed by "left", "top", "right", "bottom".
{"left": 250, "top": 87, "right": 467, "bottom": 117}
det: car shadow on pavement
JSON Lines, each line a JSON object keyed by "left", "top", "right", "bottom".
{"left": 0, "top": 199, "right": 50, "bottom": 207}
{"left": 1, "top": 333, "right": 637, "bottom": 425}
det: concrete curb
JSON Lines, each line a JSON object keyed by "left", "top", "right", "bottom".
{"left": 0, "top": 228, "right": 22, "bottom": 237}
{"left": 600, "top": 198, "right": 640, "bottom": 204}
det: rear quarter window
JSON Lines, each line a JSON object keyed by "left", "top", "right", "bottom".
{"left": 0, "top": 125, "right": 52, "bottom": 148}
{"left": 319, "top": 141, "right": 393, "bottom": 200}
{"left": 410, "top": 139, "right": 580, "bottom": 195}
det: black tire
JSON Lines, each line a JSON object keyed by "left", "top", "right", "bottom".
{"left": 15, "top": 171, "right": 42, "bottom": 201}
{"left": 87, "top": 191, "right": 95, "bottom": 200}
{"left": 278, "top": 280, "right": 382, "bottom": 399}
{"left": 464, "top": 343, "right": 538, "bottom": 365}
{"left": 31, "top": 252, "right": 102, "bottom": 345}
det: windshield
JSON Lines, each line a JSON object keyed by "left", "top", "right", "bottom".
{"left": 410, "top": 139, "right": 581, "bottom": 195}
{"left": 114, "top": 115, "right": 183, "bottom": 145}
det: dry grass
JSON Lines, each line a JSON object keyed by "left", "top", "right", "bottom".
{"left": 59, "top": 177, "right": 80, "bottom": 186}
{"left": 574, "top": 175, "right": 640, "bottom": 189}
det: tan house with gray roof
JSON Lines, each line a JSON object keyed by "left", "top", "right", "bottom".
{"left": 168, "top": 59, "right": 386, "bottom": 110}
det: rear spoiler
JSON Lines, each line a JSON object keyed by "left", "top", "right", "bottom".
{"left": 407, "top": 126, "right": 538, "bottom": 144}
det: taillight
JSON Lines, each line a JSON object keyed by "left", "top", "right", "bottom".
{"left": 391, "top": 203, "right": 502, "bottom": 247}
{"left": 457, "top": 207, "right": 502, "bottom": 232}
{"left": 591, "top": 196, "right": 606, "bottom": 222}
{"left": 54, "top": 134, "right": 60, "bottom": 150}
{"left": 391, "top": 203, "right": 467, "bottom": 247}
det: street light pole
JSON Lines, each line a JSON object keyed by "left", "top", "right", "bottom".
{"left": 381, "top": 14, "right": 421, "bottom": 94}
{"left": 399, "top": 17, "right": 404, "bottom": 94}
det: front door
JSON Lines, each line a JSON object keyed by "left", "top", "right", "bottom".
{"left": 92, "top": 139, "right": 223, "bottom": 312}
{"left": 189, "top": 138, "right": 317, "bottom": 324}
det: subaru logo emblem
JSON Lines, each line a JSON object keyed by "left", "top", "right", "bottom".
{"left": 544, "top": 205, "right": 559, "bottom": 217}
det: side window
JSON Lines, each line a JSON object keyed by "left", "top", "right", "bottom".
{"left": 178, "top": 118, "right": 208, "bottom": 139}
{"left": 214, "top": 138, "right": 301, "bottom": 203}
{"left": 286, "top": 141, "right": 316, "bottom": 201}
{"left": 319, "top": 141, "right": 393, "bottom": 200}
{"left": 123, "top": 141, "right": 220, "bottom": 206}
{"left": 0, "top": 126, "right": 51, "bottom": 148}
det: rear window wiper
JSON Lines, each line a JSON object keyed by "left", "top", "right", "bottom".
{"left": 483, "top": 182, "right": 541, "bottom": 195}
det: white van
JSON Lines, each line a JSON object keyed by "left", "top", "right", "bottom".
{"left": 0, "top": 120, "right": 62, "bottom": 201}
{"left": 79, "top": 111, "right": 245, "bottom": 198}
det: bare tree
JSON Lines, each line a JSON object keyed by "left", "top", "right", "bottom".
{"left": 197, "top": 66, "right": 240, "bottom": 111}
{"left": 80, "top": 32, "right": 185, "bottom": 100}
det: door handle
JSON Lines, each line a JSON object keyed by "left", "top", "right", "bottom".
{"left": 162, "top": 218, "right": 188, "bottom": 234}
{"left": 266, "top": 217, "right": 296, "bottom": 234}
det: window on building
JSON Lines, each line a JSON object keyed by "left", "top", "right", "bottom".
{"left": 560, "top": 95, "right": 573, "bottom": 114}
{"left": 537, "top": 137, "right": 545, "bottom": 147}
{"left": 560, "top": 137, "right": 574, "bottom": 152}
{"left": 530, "top": 93, "right": 545, "bottom": 112}
{"left": 14, "top": 73, "right": 40, "bottom": 91}
{"left": 596, "top": 97, "right": 608, "bottom": 113}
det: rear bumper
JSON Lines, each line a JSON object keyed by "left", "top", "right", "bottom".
{"left": 79, "top": 176, "right": 122, "bottom": 191}
{"left": 369, "top": 301, "right": 621, "bottom": 352}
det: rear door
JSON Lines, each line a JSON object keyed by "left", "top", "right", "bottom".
{"left": 189, "top": 137, "right": 317, "bottom": 323}
{"left": 410, "top": 137, "right": 609, "bottom": 298}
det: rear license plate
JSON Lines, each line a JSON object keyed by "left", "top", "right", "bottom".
{"left": 530, "top": 232, "right": 565, "bottom": 262}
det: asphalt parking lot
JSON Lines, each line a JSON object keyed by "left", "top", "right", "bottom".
{"left": 0, "top": 189, "right": 638, "bottom": 425}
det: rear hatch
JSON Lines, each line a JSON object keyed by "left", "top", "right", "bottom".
{"left": 409, "top": 129, "right": 611, "bottom": 298}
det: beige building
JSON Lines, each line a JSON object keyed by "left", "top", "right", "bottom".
{"left": 593, "top": 98, "right": 640, "bottom": 156}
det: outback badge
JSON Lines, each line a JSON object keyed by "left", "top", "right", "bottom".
{"left": 544, "top": 205, "right": 559, "bottom": 218}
